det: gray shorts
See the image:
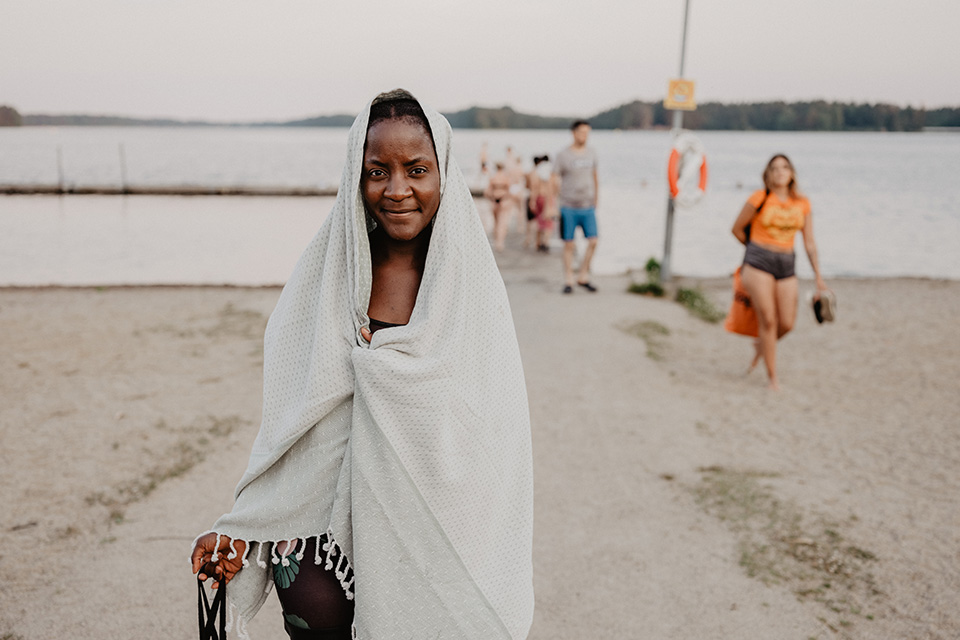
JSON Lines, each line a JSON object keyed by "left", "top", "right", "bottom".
{"left": 743, "top": 243, "right": 796, "bottom": 280}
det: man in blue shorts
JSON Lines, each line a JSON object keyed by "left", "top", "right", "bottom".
{"left": 554, "top": 119, "right": 599, "bottom": 294}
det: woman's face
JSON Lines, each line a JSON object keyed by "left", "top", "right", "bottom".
{"left": 362, "top": 118, "right": 441, "bottom": 243}
{"left": 768, "top": 157, "right": 793, "bottom": 188}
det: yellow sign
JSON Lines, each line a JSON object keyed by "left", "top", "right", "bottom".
{"left": 664, "top": 79, "right": 696, "bottom": 111}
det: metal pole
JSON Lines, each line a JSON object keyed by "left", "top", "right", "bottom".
{"left": 661, "top": 0, "right": 691, "bottom": 283}
{"left": 677, "top": 0, "right": 690, "bottom": 82}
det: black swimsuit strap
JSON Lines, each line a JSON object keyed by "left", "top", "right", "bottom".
{"left": 368, "top": 317, "right": 406, "bottom": 334}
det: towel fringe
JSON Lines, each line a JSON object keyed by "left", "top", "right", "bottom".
{"left": 240, "top": 541, "right": 251, "bottom": 568}
{"left": 322, "top": 537, "right": 334, "bottom": 570}
{"left": 279, "top": 539, "right": 293, "bottom": 567}
{"left": 198, "top": 532, "right": 356, "bottom": 616}
{"left": 323, "top": 528, "right": 356, "bottom": 601}
{"left": 211, "top": 532, "right": 222, "bottom": 563}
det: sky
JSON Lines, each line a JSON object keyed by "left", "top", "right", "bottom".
{"left": 2, "top": 0, "right": 958, "bottom": 121}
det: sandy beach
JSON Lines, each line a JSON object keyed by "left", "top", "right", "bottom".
{"left": 1, "top": 238, "right": 958, "bottom": 639}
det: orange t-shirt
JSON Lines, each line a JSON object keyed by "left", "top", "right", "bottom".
{"left": 747, "top": 189, "right": 811, "bottom": 250}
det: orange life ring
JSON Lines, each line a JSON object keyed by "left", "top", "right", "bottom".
{"left": 667, "top": 133, "right": 708, "bottom": 201}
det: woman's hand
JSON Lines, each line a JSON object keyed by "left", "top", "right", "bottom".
{"left": 191, "top": 533, "right": 247, "bottom": 589}
{"left": 813, "top": 276, "right": 829, "bottom": 299}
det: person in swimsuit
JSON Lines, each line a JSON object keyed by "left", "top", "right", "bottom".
{"left": 484, "top": 162, "right": 513, "bottom": 252}
{"left": 731, "top": 154, "right": 829, "bottom": 390}
{"left": 523, "top": 157, "right": 541, "bottom": 250}
{"left": 529, "top": 155, "right": 558, "bottom": 253}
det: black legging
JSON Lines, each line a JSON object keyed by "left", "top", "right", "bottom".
{"left": 272, "top": 537, "right": 354, "bottom": 639}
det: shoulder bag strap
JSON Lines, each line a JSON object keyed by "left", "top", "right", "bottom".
{"left": 744, "top": 188, "right": 770, "bottom": 243}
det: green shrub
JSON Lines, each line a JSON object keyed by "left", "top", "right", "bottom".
{"left": 628, "top": 282, "right": 665, "bottom": 297}
{"left": 644, "top": 257, "right": 661, "bottom": 282}
{"left": 628, "top": 257, "right": 665, "bottom": 296}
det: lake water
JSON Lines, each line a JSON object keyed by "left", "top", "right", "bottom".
{"left": 1, "top": 126, "right": 958, "bottom": 285}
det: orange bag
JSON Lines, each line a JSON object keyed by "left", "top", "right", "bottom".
{"left": 724, "top": 266, "right": 758, "bottom": 337}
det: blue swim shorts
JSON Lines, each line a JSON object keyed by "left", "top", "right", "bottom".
{"left": 559, "top": 207, "right": 598, "bottom": 242}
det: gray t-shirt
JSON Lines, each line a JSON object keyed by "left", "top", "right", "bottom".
{"left": 554, "top": 146, "right": 598, "bottom": 209}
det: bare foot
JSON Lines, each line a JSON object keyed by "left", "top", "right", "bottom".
{"left": 768, "top": 378, "right": 781, "bottom": 391}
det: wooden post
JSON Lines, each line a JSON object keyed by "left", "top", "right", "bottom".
{"left": 56, "top": 145, "right": 65, "bottom": 193}
{"left": 119, "top": 143, "right": 128, "bottom": 193}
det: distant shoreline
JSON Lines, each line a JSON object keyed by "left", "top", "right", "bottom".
{"left": 3, "top": 99, "right": 959, "bottom": 131}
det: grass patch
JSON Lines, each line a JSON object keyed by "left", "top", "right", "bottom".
{"left": 87, "top": 440, "right": 205, "bottom": 514}
{"left": 208, "top": 415, "right": 243, "bottom": 437}
{"left": 87, "top": 414, "right": 248, "bottom": 524}
{"left": 147, "top": 303, "right": 266, "bottom": 340}
{"left": 628, "top": 282, "right": 665, "bottom": 297}
{"left": 692, "top": 466, "right": 883, "bottom": 634}
{"left": 204, "top": 302, "right": 268, "bottom": 339}
{"left": 628, "top": 257, "right": 666, "bottom": 297}
{"left": 619, "top": 320, "right": 670, "bottom": 360}
{"left": 676, "top": 287, "right": 725, "bottom": 323}
{"left": 55, "top": 525, "right": 80, "bottom": 539}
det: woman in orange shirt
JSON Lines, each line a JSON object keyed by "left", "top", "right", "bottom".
{"left": 731, "top": 154, "right": 828, "bottom": 390}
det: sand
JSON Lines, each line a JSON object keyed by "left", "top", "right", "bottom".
{"left": 1, "top": 239, "right": 958, "bottom": 640}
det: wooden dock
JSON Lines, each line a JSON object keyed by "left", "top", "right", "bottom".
{"left": 0, "top": 184, "right": 486, "bottom": 197}
{"left": 1, "top": 184, "right": 337, "bottom": 197}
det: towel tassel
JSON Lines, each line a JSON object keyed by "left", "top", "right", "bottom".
{"left": 323, "top": 537, "right": 335, "bottom": 571}
{"left": 280, "top": 539, "right": 295, "bottom": 567}
{"left": 210, "top": 532, "right": 222, "bottom": 563}
{"left": 240, "top": 540, "right": 252, "bottom": 568}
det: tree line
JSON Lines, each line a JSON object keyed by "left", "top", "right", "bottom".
{"left": 2, "top": 101, "right": 958, "bottom": 131}
{"left": 0, "top": 105, "right": 22, "bottom": 126}
{"left": 589, "top": 100, "right": 958, "bottom": 131}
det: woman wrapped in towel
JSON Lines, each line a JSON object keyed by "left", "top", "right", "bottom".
{"left": 191, "top": 89, "right": 534, "bottom": 640}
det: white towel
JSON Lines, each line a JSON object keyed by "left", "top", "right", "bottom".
{"left": 205, "top": 90, "right": 534, "bottom": 640}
